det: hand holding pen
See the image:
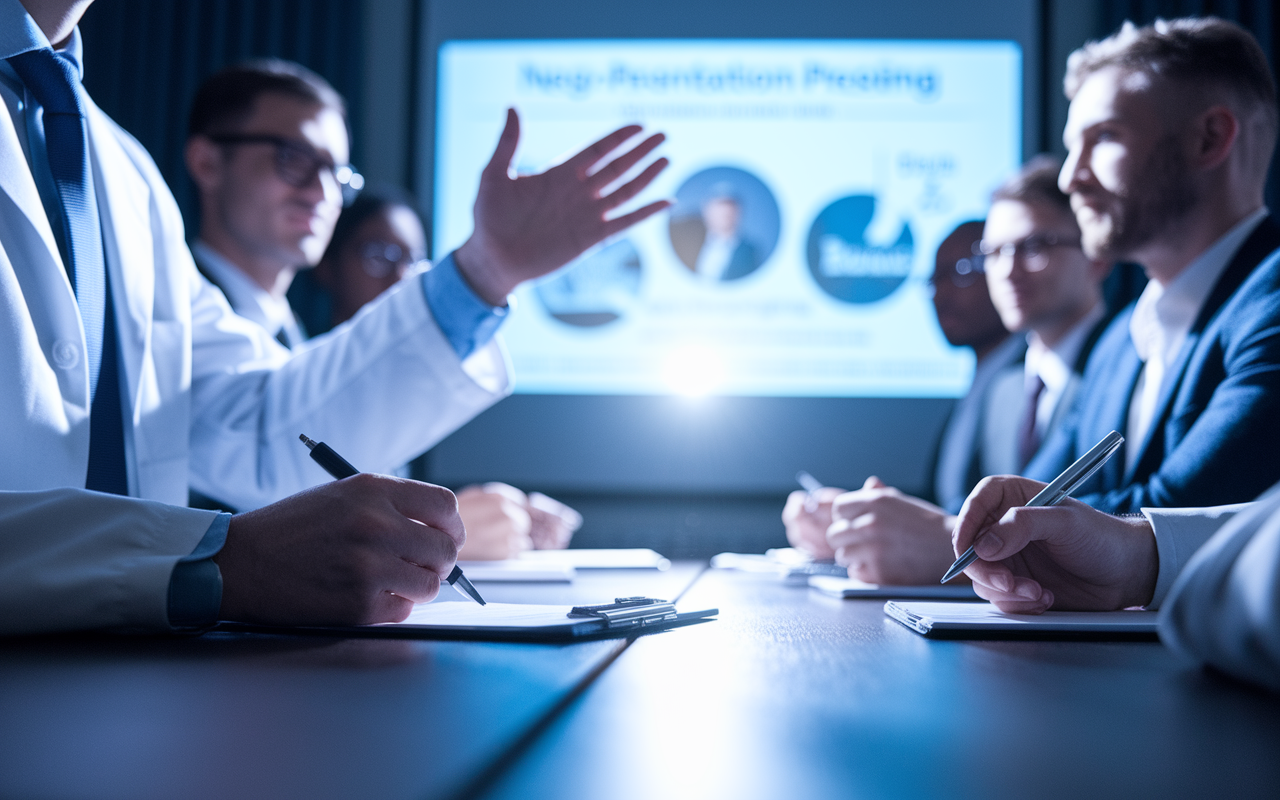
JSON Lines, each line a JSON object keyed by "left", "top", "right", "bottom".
{"left": 301, "top": 435, "right": 486, "bottom": 605}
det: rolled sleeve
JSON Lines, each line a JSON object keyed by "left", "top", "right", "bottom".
{"left": 166, "top": 512, "right": 230, "bottom": 628}
{"left": 421, "top": 252, "right": 508, "bottom": 360}
{"left": 1142, "top": 504, "right": 1248, "bottom": 608}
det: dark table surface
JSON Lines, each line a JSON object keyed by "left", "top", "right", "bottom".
{"left": 477, "top": 568, "right": 1280, "bottom": 800}
{"left": 0, "top": 564, "right": 703, "bottom": 800}
{"left": 3, "top": 563, "right": 1278, "bottom": 800}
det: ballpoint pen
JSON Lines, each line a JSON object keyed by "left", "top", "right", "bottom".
{"left": 299, "top": 434, "right": 487, "bottom": 605}
{"left": 795, "top": 470, "right": 824, "bottom": 513}
{"left": 940, "top": 430, "right": 1125, "bottom": 584}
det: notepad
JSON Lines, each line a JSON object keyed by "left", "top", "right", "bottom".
{"left": 810, "top": 575, "right": 979, "bottom": 600}
{"left": 884, "top": 600, "right": 1158, "bottom": 639}
{"left": 711, "top": 550, "right": 847, "bottom": 582}
{"left": 518, "top": 548, "right": 671, "bottom": 570}
{"left": 455, "top": 561, "right": 575, "bottom": 582}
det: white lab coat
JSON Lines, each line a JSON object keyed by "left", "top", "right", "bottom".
{"left": 0, "top": 77, "right": 510, "bottom": 634}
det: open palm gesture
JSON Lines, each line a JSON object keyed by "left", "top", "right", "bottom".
{"left": 454, "top": 109, "right": 670, "bottom": 305}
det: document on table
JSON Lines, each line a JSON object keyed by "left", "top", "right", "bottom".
{"left": 518, "top": 548, "right": 671, "bottom": 570}
{"left": 810, "top": 575, "right": 978, "bottom": 600}
{"left": 711, "top": 550, "right": 847, "bottom": 581}
{"left": 885, "top": 601, "right": 1158, "bottom": 638}
{"left": 455, "top": 561, "right": 575, "bottom": 582}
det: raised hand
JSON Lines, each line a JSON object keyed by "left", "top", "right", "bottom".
{"left": 454, "top": 108, "right": 671, "bottom": 305}
{"left": 953, "top": 475, "right": 1159, "bottom": 613}
{"left": 215, "top": 474, "right": 464, "bottom": 625}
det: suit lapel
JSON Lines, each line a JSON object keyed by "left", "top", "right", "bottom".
{"left": 1126, "top": 216, "right": 1280, "bottom": 481}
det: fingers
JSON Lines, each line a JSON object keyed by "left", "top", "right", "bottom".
{"left": 952, "top": 476, "right": 1046, "bottom": 556}
{"left": 382, "top": 477, "right": 466, "bottom": 549}
{"left": 599, "top": 156, "right": 670, "bottom": 211}
{"left": 564, "top": 123, "right": 645, "bottom": 174}
{"left": 482, "top": 108, "right": 521, "bottom": 180}
{"left": 586, "top": 132, "right": 667, "bottom": 191}
{"left": 863, "top": 475, "right": 887, "bottom": 490}
{"left": 600, "top": 198, "right": 674, "bottom": 239}
{"left": 971, "top": 577, "right": 1054, "bottom": 615}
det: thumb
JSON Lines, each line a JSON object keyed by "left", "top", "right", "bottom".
{"left": 483, "top": 108, "right": 520, "bottom": 179}
{"left": 862, "top": 475, "right": 887, "bottom": 490}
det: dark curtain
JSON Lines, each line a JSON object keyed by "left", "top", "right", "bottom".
{"left": 1093, "top": 1, "right": 1280, "bottom": 206}
{"left": 77, "top": 0, "right": 365, "bottom": 239}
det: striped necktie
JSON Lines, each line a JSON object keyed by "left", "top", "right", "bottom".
{"left": 9, "top": 47, "right": 128, "bottom": 495}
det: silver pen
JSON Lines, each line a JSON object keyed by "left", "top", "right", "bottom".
{"left": 940, "top": 430, "right": 1124, "bottom": 584}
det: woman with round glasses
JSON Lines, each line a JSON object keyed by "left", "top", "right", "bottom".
{"left": 306, "top": 188, "right": 584, "bottom": 559}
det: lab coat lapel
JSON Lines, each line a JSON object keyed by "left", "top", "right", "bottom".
{"left": 85, "top": 101, "right": 154, "bottom": 422}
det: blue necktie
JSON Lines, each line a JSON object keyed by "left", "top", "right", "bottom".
{"left": 8, "top": 48, "right": 127, "bottom": 495}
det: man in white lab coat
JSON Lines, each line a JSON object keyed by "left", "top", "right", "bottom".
{"left": 0, "top": 0, "right": 669, "bottom": 634}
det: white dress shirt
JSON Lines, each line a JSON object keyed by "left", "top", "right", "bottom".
{"left": 1126, "top": 208, "right": 1268, "bottom": 470}
{"left": 192, "top": 241, "right": 306, "bottom": 348}
{"left": 1023, "top": 302, "right": 1105, "bottom": 440}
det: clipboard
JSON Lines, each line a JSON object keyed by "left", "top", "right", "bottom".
{"left": 884, "top": 600, "right": 1159, "bottom": 640}
{"left": 216, "top": 597, "right": 718, "bottom": 642}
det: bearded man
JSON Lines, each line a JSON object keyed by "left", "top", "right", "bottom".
{"left": 1022, "top": 16, "right": 1280, "bottom": 512}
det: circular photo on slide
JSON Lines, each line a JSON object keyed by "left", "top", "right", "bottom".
{"left": 805, "top": 195, "right": 915, "bottom": 304}
{"left": 534, "top": 237, "right": 641, "bottom": 327}
{"left": 668, "top": 166, "right": 780, "bottom": 283}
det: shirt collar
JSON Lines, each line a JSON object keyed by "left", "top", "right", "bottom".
{"left": 1025, "top": 302, "right": 1105, "bottom": 394}
{"left": 1129, "top": 207, "right": 1268, "bottom": 364}
{"left": 0, "top": 0, "right": 83, "bottom": 70}
{"left": 193, "top": 241, "right": 297, "bottom": 335}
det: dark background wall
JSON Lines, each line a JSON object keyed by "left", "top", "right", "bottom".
{"left": 73, "top": 0, "right": 1280, "bottom": 557}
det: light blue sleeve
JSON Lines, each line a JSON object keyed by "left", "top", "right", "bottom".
{"left": 421, "top": 251, "right": 508, "bottom": 360}
{"left": 166, "top": 512, "right": 229, "bottom": 628}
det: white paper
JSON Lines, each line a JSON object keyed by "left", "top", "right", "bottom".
{"left": 885, "top": 601, "right": 1158, "bottom": 633}
{"left": 384, "top": 602, "right": 579, "bottom": 629}
{"left": 810, "top": 575, "right": 978, "bottom": 599}
{"left": 455, "top": 561, "right": 575, "bottom": 582}
{"left": 518, "top": 549, "right": 671, "bottom": 570}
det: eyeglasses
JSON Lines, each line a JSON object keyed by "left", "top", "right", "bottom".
{"left": 358, "top": 241, "right": 425, "bottom": 278}
{"left": 208, "top": 133, "right": 365, "bottom": 204}
{"left": 927, "top": 242, "right": 986, "bottom": 290}
{"left": 978, "top": 232, "right": 1081, "bottom": 275}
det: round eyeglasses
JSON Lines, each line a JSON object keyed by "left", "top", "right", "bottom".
{"left": 208, "top": 133, "right": 365, "bottom": 204}
{"left": 978, "top": 232, "right": 1081, "bottom": 276}
{"left": 927, "top": 241, "right": 986, "bottom": 290}
{"left": 358, "top": 241, "right": 426, "bottom": 278}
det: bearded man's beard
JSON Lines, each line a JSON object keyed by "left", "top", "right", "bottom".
{"left": 1076, "top": 135, "right": 1199, "bottom": 262}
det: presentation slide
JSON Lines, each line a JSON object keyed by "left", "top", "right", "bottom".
{"left": 435, "top": 40, "right": 1021, "bottom": 398}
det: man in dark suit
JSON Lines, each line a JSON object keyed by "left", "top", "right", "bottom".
{"left": 669, "top": 185, "right": 761, "bottom": 281}
{"left": 1026, "top": 17, "right": 1280, "bottom": 512}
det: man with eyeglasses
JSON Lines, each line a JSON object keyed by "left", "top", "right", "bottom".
{"left": 184, "top": 60, "right": 351, "bottom": 352}
{"left": 0, "top": 0, "right": 669, "bottom": 634}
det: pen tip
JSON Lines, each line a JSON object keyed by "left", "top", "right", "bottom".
{"left": 299, "top": 434, "right": 317, "bottom": 449}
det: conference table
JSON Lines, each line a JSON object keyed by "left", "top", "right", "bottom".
{"left": 2, "top": 562, "right": 1277, "bottom": 800}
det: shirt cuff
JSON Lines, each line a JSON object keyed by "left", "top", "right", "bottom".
{"left": 166, "top": 512, "right": 230, "bottom": 628}
{"left": 421, "top": 251, "right": 508, "bottom": 360}
{"left": 1141, "top": 504, "right": 1247, "bottom": 609}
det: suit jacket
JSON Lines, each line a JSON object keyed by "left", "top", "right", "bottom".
{"left": 0, "top": 65, "right": 509, "bottom": 634}
{"left": 1025, "top": 217, "right": 1280, "bottom": 513}
{"left": 981, "top": 313, "right": 1111, "bottom": 477}
{"left": 929, "top": 334, "right": 1027, "bottom": 514}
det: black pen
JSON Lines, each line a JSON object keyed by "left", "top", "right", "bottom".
{"left": 940, "top": 430, "right": 1125, "bottom": 584}
{"left": 299, "top": 434, "right": 486, "bottom": 605}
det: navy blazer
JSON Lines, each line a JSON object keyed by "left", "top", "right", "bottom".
{"left": 1025, "top": 216, "right": 1280, "bottom": 513}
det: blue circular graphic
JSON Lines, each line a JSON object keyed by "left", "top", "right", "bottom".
{"left": 806, "top": 195, "right": 915, "bottom": 304}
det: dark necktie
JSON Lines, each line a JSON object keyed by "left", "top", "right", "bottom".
{"left": 9, "top": 48, "right": 128, "bottom": 495}
{"left": 1017, "top": 375, "right": 1047, "bottom": 470}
